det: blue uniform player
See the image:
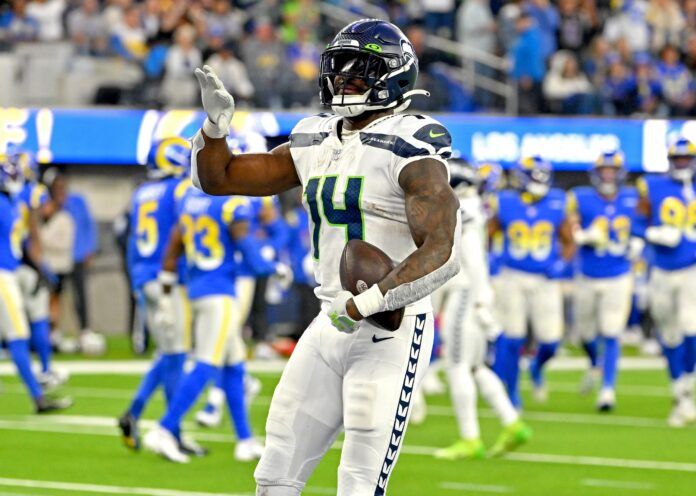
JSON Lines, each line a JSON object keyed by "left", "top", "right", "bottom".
{"left": 568, "top": 150, "right": 640, "bottom": 412}
{"left": 118, "top": 137, "right": 192, "bottom": 450}
{"left": 637, "top": 136, "right": 696, "bottom": 427}
{"left": 0, "top": 155, "right": 71, "bottom": 413}
{"left": 489, "top": 156, "right": 575, "bottom": 406}
{"left": 144, "top": 186, "right": 284, "bottom": 463}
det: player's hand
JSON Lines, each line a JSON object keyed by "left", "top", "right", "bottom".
{"left": 194, "top": 65, "right": 235, "bottom": 139}
{"left": 627, "top": 236, "right": 645, "bottom": 261}
{"left": 328, "top": 290, "right": 359, "bottom": 334}
{"left": 474, "top": 302, "right": 501, "bottom": 341}
{"left": 154, "top": 293, "right": 176, "bottom": 336}
{"left": 271, "top": 262, "right": 294, "bottom": 290}
{"left": 646, "top": 225, "right": 682, "bottom": 248}
{"left": 573, "top": 225, "right": 606, "bottom": 247}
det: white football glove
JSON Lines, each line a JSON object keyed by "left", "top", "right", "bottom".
{"left": 646, "top": 225, "right": 682, "bottom": 248}
{"left": 474, "top": 302, "right": 502, "bottom": 341}
{"left": 271, "top": 262, "right": 294, "bottom": 290}
{"left": 193, "top": 65, "right": 235, "bottom": 139}
{"left": 327, "top": 290, "right": 359, "bottom": 334}
{"left": 573, "top": 225, "right": 606, "bottom": 247}
{"left": 154, "top": 292, "right": 176, "bottom": 338}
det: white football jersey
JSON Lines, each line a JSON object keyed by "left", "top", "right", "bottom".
{"left": 289, "top": 112, "right": 452, "bottom": 315}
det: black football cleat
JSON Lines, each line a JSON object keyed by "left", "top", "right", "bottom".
{"left": 118, "top": 412, "right": 141, "bottom": 451}
{"left": 35, "top": 395, "right": 73, "bottom": 414}
{"left": 178, "top": 434, "right": 209, "bottom": 457}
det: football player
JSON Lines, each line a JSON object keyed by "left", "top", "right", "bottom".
{"left": 568, "top": 150, "right": 640, "bottom": 412}
{"left": 489, "top": 156, "right": 574, "bottom": 406}
{"left": 191, "top": 19, "right": 460, "bottom": 495}
{"left": 143, "top": 186, "right": 289, "bottom": 462}
{"left": 117, "top": 137, "right": 193, "bottom": 450}
{"left": 637, "top": 136, "right": 696, "bottom": 427}
{"left": 12, "top": 150, "right": 67, "bottom": 389}
{"left": 0, "top": 156, "right": 71, "bottom": 413}
{"left": 434, "top": 160, "right": 532, "bottom": 460}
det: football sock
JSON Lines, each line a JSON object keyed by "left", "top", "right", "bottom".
{"left": 162, "top": 352, "right": 187, "bottom": 404}
{"left": 203, "top": 369, "right": 225, "bottom": 414}
{"left": 503, "top": 336, "right": 525, "bottom": 407}
{"left": 161, "top": 361, "right": 217, "bottom": 438}
{"left": 8, "top": 339, "right": 42, "bottom": 400}
{"left": 446, "top": 363, "right": 479, "bottom": 439}
{"left": 683, "top": 335, "right": 696, "bottom": 376}
{"left": 662, "top": 343, "right": 685, "bottom": 381}
{"left": 602, "top": 337, "right": 620, "bottom": 390}
{"left": 582, "top": 338, "right": 599, "bottom": 368}
{"left": 475, "top": 366, "right": 518, "bottom": 426}
{"left": 129, "top": 356, "right": 164, "bottom": 419}
{"left": 529, "top": 341, "right": 559, "bottom": 388}
{"left": 492, "top": 333, "right": 507, "bottom": 380}
{"left": 223, "top": 363, "right": 252, "bottom": 440}
{"left": 29, "top": 320, "right": 52, "bottom": 373}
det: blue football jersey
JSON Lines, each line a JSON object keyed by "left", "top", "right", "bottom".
{"left": 179, "top": 188, "right": 252, "bottom": 300}
{"left": 0, "top": 193, "right": 23, "bottom": 271}
{"left": 568, "top": 186, "right": 638, "bottom": 278}
{"left": 639, "top": 175, "right": 696, "bottom": 270}
{"left": 235, "top": 195, "right": 284, "bottom": 277}
{"left": 286, "top": 206, "right": 312, "bottom": 285}
{"left": 496, "top": 188, "right": 567, "bottom": 275}
{"left": 127, "top": 177, "right": 189, "bottom": 290}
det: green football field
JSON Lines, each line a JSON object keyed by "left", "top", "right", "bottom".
{"left": 1, "top": 355, "right": 696, "bottom": 496}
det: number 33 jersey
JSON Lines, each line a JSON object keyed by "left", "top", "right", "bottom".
{"left": 289, "top": 113, "right": 452, "bottom": 311}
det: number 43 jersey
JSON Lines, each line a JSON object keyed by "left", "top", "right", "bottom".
{"left": 289, "top": 113, "right": 452, "bottom": 311}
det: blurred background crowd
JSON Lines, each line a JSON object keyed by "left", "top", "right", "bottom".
{"left": 4, "top": 0, "right": 696, "bottom": 116}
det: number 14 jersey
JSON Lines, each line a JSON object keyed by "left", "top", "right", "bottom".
{"left": 289, "top": 113, "right": 452, "bottom": 312}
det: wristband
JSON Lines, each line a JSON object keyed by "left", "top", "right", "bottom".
{"left": 352, "top": 284, "right": 386, "bottom": 318}
{"left": 202, "top": 118, "right": 228, "bottom": 139}
{"left": 158, "top": 271, "right": 178, "bottom": 287}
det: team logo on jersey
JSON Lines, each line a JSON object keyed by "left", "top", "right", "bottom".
{"left": 356, "top": 280, "right": 368, "bottom": 293}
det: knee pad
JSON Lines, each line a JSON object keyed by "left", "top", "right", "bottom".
{"left": 344, "top": 381, "right": 377, "bottom": 432}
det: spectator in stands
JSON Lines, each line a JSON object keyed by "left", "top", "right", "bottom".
{"left": 523, "top": 0, "right": 559, "bottom": 60}
{"left": 498, "top": 0, "right": 522, "bottom": 52}
{"left": 421, "top": 0, "right": 456, "bottom": 37}
{"left": 646, "top": 0, "right": 686, "bottom": 53}
{"left": 103, "top": 0, "right": 131, "bottom": 34}
{"left": 141, "top": 0, "right": 161, "bottom": 39}
{"left": 162, "top": 23, "right": 201, "bottom": 106}
{"left": 603, "top": 0, "right": 649, "bottom": 53}
{"left": 634, "top": 52, "right": 664, "bottom": 116}
{"left": 26, "top": 0, "right": 66, "bottom": 41}
{"left": 683, "top": 0, "right": 696, "bottom": 42}
{"left": 556, "top": 0, "right": 595, "bottom": 54}
{"left": 0, "top": 0, "right": 40, "bottom": 44}
{"left": 683, "top": 32, "right": 696, "bottom": 74}
{"left": 111, "top": 5, "right": 148, "bottom": 61}
{"left": 204, "top": 0, "right": 247, "bottom": 44}
{"left": 457, "top": 0, "right": 497, "bottom": 108}
{"left": 242, "top": 18, "right": 286, "bottom": 108}
{"left": 656, "top": 44, "right": 696, "bottom": 116}
{"left": 67, "top": 0, "right": 107, "bottom": 56}
{"left": 510, "top": 11, "right": 545, "bottom": 114}
{"left": 205, "top": 41, "right": 255, "bottom": 104}
{"left": 583, "top": 35, "right": 611, "bottom": 87}
{"left": 283, "top": 27, "right": 320, "bottom": 107}
{"left": 600, "top": 53, "right": 637, "bottom": 115}
{"left": 543, "top": 50, "right": 594, "bottom": 114}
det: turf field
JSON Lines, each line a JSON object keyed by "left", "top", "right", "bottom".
{"left": 1, "top": 354, "right": 695, "bottom": 496}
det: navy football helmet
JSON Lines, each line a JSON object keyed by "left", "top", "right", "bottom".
{"left": 319, "top": 19, "right": 428, "bottom": 117}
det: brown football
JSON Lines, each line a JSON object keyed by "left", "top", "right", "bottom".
{"left": 339, "top": 239, "right": 405, "bottom": 331}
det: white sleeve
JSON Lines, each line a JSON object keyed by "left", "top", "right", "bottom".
{"left": 459, "top": 218, "right": 494, "bottom": 306}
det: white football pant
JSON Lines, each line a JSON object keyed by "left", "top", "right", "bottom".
{"left": 0, "top": 269, "right": 30, "bottom": 341}
{"left": 649, "top": 264, "right": 696, "bottom": 347}
{"left": 574, "top": 273, "right": 633, "bottom": 341}
{"left": 16, "top": 264, "right": 49, "bottom": 323}
{"left": 141, "top": 281, "right": 190, "bottom": 354}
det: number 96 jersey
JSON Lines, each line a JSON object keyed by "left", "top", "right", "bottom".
{"left": 289, "top": 113, "right": 452, "bottom": 313}
{"left": 638, "top": 175, "right": 696, "bottom": 270}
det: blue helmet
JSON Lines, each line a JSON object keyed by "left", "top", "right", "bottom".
{"left": 590, "top": 150, "right": 626, "bottom": 196}
{"left": 667, "top": 136, "right": 696, "bottom": 182}
{"left": 0, "top": 153, "right": 25, "bottom": 195}
{"left": 319, "top": 19, "right": 427, "bottom": 117}
{"left": 512, "top": 156, "right": 553, "bottom": 197}
{"left": 477, "top": 161, "right": 504, "bottom": 194}
{"left": 147, "top": 137, "right": 192, "bottom": 179}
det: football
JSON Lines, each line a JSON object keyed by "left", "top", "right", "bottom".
{"left": 339, "top": 239, "right": 405, "bottom": 331}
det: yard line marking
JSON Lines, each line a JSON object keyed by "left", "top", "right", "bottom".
{"left": 581, "top": 478, "right": 655, "bottom": 490}
{"left": 0, "top": 477, "right": 252, "bottom": 496}
{"left": 439, "top": 482, "right": 513, "bottom": 493}
{"left": 2, "top": 419, "right": 696, "bottom": 474}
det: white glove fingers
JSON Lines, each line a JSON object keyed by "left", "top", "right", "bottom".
{"left": 194, "top": 68, "right": 207, "bottom": 87}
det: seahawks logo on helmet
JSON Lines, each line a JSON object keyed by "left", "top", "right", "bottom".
{"left": 319, "top": 19, "right": 429, "bottom": 117}
{"left": 146, "top": 136, "right": 192, "bottom": 179}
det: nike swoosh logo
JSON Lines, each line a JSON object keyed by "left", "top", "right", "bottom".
{"left": 429, "top": 130, "right": 446, "bottom": 138}
{"left": 372, "top": 335, "right": 394, "bottom": 343}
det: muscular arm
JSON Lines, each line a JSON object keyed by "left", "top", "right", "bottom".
{"left": 195, "top": 133, "right": 300, "bottom": 196}
{"left": 25, "top": 209, "right": 43, "bottom": 266}
{"left": 348, "top": 159, "right": 459, "bottom": 318}
{"left": 558, "top": 217, "right": 576, "bottom": 261}
{"left": 160, "top": 226, "right": 185, "bottom": 293}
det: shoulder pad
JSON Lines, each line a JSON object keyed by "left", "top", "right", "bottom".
{"left": 289, "top": 114, "right": 336, "bottom": 148}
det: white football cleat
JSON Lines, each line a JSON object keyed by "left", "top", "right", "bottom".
{"left": 37, "top": 368, "right": 69, "bottom": 390}
{"left": 195, "top": 407, "right": 222, "bottom": 428}
{"left": 80, "top": 330, "right": 106, "bottom": 356}
{"left": 143, "top": 426, "right": 190, "bottom": 463}
{"left": 179, "top": 433, "right": 208, "bottom": 457}
{"left": 667, "top": 402, "right": 687, "bottom": 428}
{"left": 234, "top": 438, "right": 264, "bottom": 462}
{"left": 679, "top": 395, "right": 696, "bottom": 424}
{"left": 596, "top": 387, "right": 616, "bottom": 413}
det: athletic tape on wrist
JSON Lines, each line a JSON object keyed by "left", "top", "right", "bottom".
{"left": 158, "top": 271, "right": 177, "bottom": 287}
{"left": 352, "top": 284, "right": 386, "bottom": 318}
{"left": 202, "top": 118, "right": 227, "bottom": 139}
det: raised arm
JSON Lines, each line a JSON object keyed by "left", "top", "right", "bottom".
{"left": 191, "top": 66, "right": 300, "bottom": 197}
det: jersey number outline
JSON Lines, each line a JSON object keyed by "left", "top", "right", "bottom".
{"left": 180, "top": 214, "right": 225, "bottom": 271}
{"left": 135, "top": 201, "right": 159, "bottom": 257}
{"left": 507, "top": 220, "right": 554, "bottom": 261}
{"left": 304, "top": 175, "right": 364, "bottom": 260}
{"left": 659, "top": 197, "right": 696, "bottom": 241}
{"left": 587, "top": 215, "right": 631, "bottom": 256}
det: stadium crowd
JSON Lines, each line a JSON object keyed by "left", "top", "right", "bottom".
{"left": 4, "top": 0, "right": 696, "bottom": 115}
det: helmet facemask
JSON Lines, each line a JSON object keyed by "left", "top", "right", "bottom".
{"left": 668, "top": 155, "right": 696, "bottom": 182}
{"left": 591, "top": 165, "right": 626, "bottom": 196}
